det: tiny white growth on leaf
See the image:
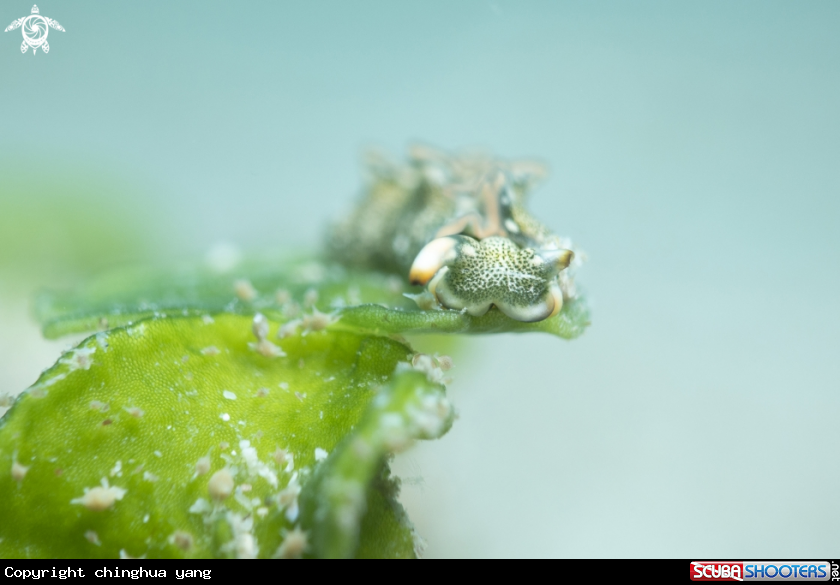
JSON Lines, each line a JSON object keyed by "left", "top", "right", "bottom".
{"left": 301, "top": 308, "right": 337, "bottom": 333}
{"left": 248, "top": 339, "right": 286, "bottom": 358}
{"left": 273, "top": 527, "right": 309, "bottom": 559}
{"left": 434, "top": 354, "right": 454, "bottom": 371}
{"left": 208, "top": 469, "right": 234, "bottom": 502}
{"left": 410, "top": 354, "right": 447, "bottom": 385}
{"left": 225, "top": 512, "right": 258, "bottom": 559}
{"left": 123, "top": 406, "right": 144, "bottom": 418}
{"left": 95, "top": 332, "right": 110, "bottom": 351}
{"left": 61, "top": 347, "right": 96, "bottom": 371}
{"left": 70, "top": 478, "right": 127, "bottom": 511}
{"left": 252, "top": 313, "right": 269, "bottom": 341}
{"left": 277, "top": 319, "right": 301, "bottom": 339}
{"left": 195, "top": 456, "right": 211, "bottom": 477}
{"left": 379, "top": 413, "right": 412, "bottom": 452}
{"left": 189, "top": 498, "right": 212, "bottom": 515}
{"left": 234, "top": 279, "right": 258, "bottom": 302}
{"left": 169, "top": 530, "right": 194, "bottom": 551}
{"left": 239, "top": 440, "right": 278, "bottom": 488}
{"left": 11, "top": 461, "right": 29, "bottom": 483}
{"left": 278, "top": 474, "right": 302, "bottom": 522}
{"left": 273, "top": 447, "right": 289, "bottom": 466}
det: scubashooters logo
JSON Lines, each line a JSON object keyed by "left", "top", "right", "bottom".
{"left": 4, "top": 5, "right": 65, "bottom": 54}
{"left": 690, "top": 561, "right": 835, "bottom": 581}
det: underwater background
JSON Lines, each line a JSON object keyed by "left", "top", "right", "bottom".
{"left": 1, "top": 0, "right": 838, "bottom": 557}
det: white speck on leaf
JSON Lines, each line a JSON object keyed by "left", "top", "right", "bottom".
{"left": 124, "top": 406, "right": 144, "bottom": 418}
{"left": 239, "top": 440, "right": 278, "bottom": 488}
{"left": 70, "top": 478, "right": 127, "bottom": 511}
{"left": 189, "top": 498, "right": 212, "bottom": 515}
{"left": 273, "top": 527, "right": 309, "bottom": 559}
{"left": 277, "top": 474, "right": 302, "bottom": 522}
{"left": 252, "top": 313, "right": 269, "bottom": 341}
{"left": 248, "top": 339, "right": 286, "bottom": 358}
{"left": 61, "top": 347, "right": 96, "bottom": 371}
{"left": 195, "top": 456, "right": 211, "bottom": 477}
{"left": 223, "top": 511, "right": 258, "bottom": 559}
{"left": 234, "top": 279, "right": 258, "bottom": 302}
{"left": 169, "top": 530, "right": 194, "bottom": 551}
{"left": 273, "top": 448, "right": 289, "bottom": 467}
{"left": 301, "top": 308, "right": 338, "bottom": 333}
{"left": 277, "top": 319, "right": 301, "bottom": 339}
{"left": 95, "top": 332, "right": 109, "bottom": 351}
{"left": 11, "top": 461, "right": 29, "bottom": 483}
{"left": 208, "top": 469, "right": 235, "bottom": 502}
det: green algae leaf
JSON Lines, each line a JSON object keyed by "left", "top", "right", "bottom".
{"left": 34, "top": 257, "right": 411, "bottom": 339}
{"left": 300, "top": 368, "right": 453, "bottom": 559}
{"left": 36, "top": 257, "right": 589, "bottom": 341}
{"left": 336, "top": 297, "right": 589, "bottom": 339}
{"left": 0, "top": 314, "right": 448, "bottom": 559}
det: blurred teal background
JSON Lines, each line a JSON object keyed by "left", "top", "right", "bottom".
{"left": 1, "top": 0, "right": 839, "bottom": 557}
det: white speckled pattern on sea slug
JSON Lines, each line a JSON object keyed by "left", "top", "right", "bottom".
{"left": 424, "top": 236, "right": 571, "bottom": 322}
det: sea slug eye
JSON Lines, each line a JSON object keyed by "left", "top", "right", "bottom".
{"left": 408, "top": 235, "right": 478, "bottom": 286}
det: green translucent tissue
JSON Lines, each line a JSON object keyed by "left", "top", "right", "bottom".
{"left": 1, "top": 257, "right": 588, "bottom": 558}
